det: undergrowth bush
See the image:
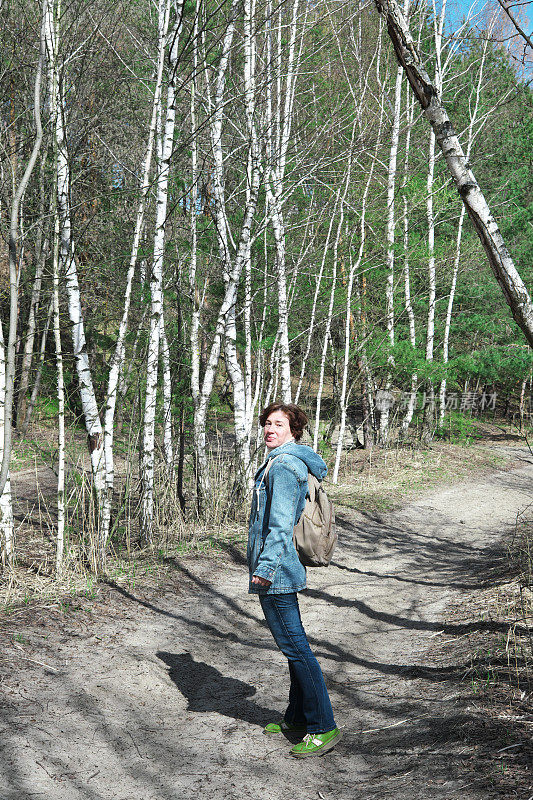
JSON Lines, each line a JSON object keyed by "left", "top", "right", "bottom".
{"left": 436, "top": 411, "right": 485, "bottom": 445}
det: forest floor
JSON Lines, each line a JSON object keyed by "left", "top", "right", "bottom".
{"left": 0, "top": 439, "right": 532, "bottom": 800}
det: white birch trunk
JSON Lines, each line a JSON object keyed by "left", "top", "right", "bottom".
{"left": 401, "top": 95, "right": 418, "bottom": 433}
{"left": 332, "top": 243, "right": 356, "bottom": 484}
{"left": 426, "top": 127, "right": 436, "bottom": 363}
{"left": 425, "top": 0, "right": 446, "bottom": 368}
{"left": 220, "top": 16, "right": 250, "bottom": 489}
{"left": 0, "top": 320, "right": 14, "bottom": 569}
{"left": 160, "top": 314, "right": 173, "bottom": 470}
{"left": 438, "top": 204, "right": 465, "bottom": 425}
{"left": 400, "top": 9, "right": 426, "bottom": 435}
{"left": 266, "top": 194, "right": 292, "bottom": 402}
{"left": 249, "top": 238, "right": 270, "bottom": 467}
{"left": 244, "top": 231, "right": 253, "bottom": 450}
{"left": 44, "top": 0, "right": 106, "bottom": 536}
{"left": 101, "top": 0, "right": 171, "bottom": 547}
{"left": 243, "top": 0, "right": 256, "bottom": 435}
{"left": 262, "top": 331, "right": 281, "bottom": 413}
{"left": 401, "top": 225, "right": 417, "bottom": 428}
{"left": 519, "top": 374, "right": 530, "bottom": 429}
{"left": 52, "top": 198, "right": 65, "bottom": 575}
{"left": 421, "top": 0, "right": 447, "bottom": 441}
{"left": 188, "top": 7, "right": 210, "bottom": 502}
{"left": 197, "top": 6, "right": 237, "bottom": 496}
{"left": 264, "top": 0, "right": 306, "bottom": 403}
{"left": 378, "top": 62, "right": 403, "bottom": 445}
{"left": 355, "top": 273, "right": 376, "bottom": 447}
{"left": 422, "top": 123, "right": 438, "bottom": 441}
{"left": 141, "top": 4, "right": 184, "bottom": 545}
{"left": 196, "top": 0, "right": 261, "bottom": 494}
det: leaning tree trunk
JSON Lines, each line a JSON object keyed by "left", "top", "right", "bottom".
{"left": 374, "top": 0, "right": 533, "bottom": 348}
{"left": 17, "top": 167, "right": 50, "bottom": 429}
{"left": 19, "top": 298, "right": 53, "bottom": 437}
{"left": 0, "top": 0, "right": 45, "bottom": 499}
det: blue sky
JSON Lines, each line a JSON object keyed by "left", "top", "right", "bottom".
{"left": 445, "top": 0, "right": 533, "bottom": 35}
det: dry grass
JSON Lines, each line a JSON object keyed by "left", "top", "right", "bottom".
{"left": 0, "top": 434, "right": 248, "bottom": 609}
{"left": 327, "top": 440, "right": 506, "bottom": 513}
{"left": 420, "top": 511, "right": 533, "bottom": 797}
{"left": 0, "top": 424, "right": 524, "bottom": 610}
{"left": 0, "top": 560, "right": 94, "bottom": 611}
{"left": 506, "top": 508, "right": 533, "bottom": 691}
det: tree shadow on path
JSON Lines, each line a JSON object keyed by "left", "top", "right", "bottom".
{"left": 157, "top": 651, "right": 279, "bottom": 728}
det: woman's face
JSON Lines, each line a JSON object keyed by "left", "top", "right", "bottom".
{"left": 263, "top": 410, "right": 294, "bottom": 450}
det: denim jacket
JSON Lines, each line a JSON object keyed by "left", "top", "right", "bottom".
{"left": 247, "top": 442, "right": 328, "bottom": 595}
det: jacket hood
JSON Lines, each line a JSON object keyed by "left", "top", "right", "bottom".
{"left": 266, "top": 441, "right": 327, "bottom": 481}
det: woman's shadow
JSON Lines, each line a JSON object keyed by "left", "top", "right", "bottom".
{"left": 157, "top": 651, "right": 282, "bottom": 730}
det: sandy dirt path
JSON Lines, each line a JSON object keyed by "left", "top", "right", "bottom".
{"left": 1, "top": 447, "right": 532, "bottom": 800}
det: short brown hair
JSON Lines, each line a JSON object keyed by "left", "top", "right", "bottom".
{"left": 259, "top": 403, "right": 308, "bottom": 441}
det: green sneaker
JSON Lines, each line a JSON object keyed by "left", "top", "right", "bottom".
{"left": 263, "top": 720, "right": 307, "bottom": 735}
{"left": 289, "top": 728, "right": 342, "bottom": 757}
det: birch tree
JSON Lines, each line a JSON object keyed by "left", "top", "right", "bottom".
{"left": 101, "top": 0, "right": 172, "bottom": 551}
{"left": 140, "top": 0, "right": 184, "bottom": 545}
{"left": 374, "top": 0, "right": 533, "bottom": 348}
{"left": 264, "top": 0, "right": 307, "bottom": 402}
{"left": 420, "top": 0, "right": 447, "bottom": 441}
{"left": 312, "top": 150, "right": 354, "bottom": 451}
{"left": 0, "top": 321, "right": 14, "bottom": 569}
{"left": 43, "top": 0, "right": 106, "bottom": 527}
{"left": 294, "top": 194, "right": 340, "bottom": 407}
{"left": 190, "top": 0, "right": 262, "bottom": 500}
{"left": 51, "top": 186, "right": 65, "bottom": 575}
{"left": 333, "top": 81, "right": 384, "bottom": 481}
{"left": 378, "top": 59, "right": 403, "bottom": 445}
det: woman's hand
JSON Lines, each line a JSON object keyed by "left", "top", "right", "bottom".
{"left": 252, "top": 575, "right": 271, "bottom": 587}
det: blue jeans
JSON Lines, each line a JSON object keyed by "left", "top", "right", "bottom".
{"left": 259, "top": 592, "right": 336, "bottom": 734}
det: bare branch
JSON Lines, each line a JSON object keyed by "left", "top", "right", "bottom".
{"left": 495, "top": 0, "right": 533, "bottom": 51}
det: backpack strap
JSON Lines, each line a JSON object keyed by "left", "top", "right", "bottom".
{"left": 307, "top": 472, "right": 318, "bottom": 502}
{"left": 260, "top": 455, "right": 280, "bottom": 490}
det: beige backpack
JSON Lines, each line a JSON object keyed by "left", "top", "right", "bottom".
{"left": 263, "top": 458, "right": 337, "bottom": 567}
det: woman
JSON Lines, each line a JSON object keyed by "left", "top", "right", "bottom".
{"left": 247, "top": 402, "right": 341, "bottom": 758}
